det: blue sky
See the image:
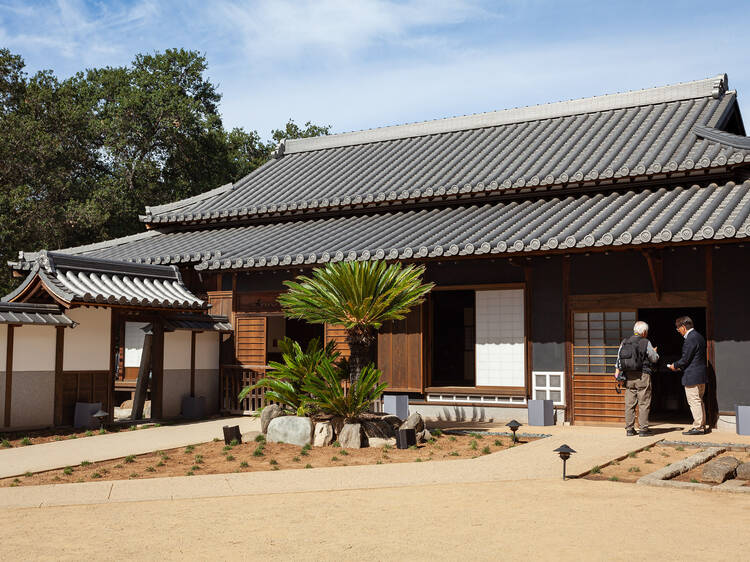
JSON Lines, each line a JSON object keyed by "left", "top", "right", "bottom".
{"left": 3, "top": 0, "right": 750, "bottom": 141}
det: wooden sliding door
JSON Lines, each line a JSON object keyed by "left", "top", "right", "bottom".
{"left": 571, "top": 310, "right": 635, "bottom": 424}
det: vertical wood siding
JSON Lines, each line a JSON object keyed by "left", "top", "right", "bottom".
{"left": 235, "top": 316, "right": 267, "bottom": 366}
{"left": 324, "top": 324, "right": 351, "bottom": 359}
{"left": 377, "top": 306, "right": 422, "bottom": 392}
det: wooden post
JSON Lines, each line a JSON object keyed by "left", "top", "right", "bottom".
{"left": 190, "top": 331, "right": 196, "bottom": 398}
{"left": 53, "top": 326, "right": 65, "bottom": 427}
{"left": 562, "top": 257, "right": 572, "bottom": 424}
{"left": 131, "top": 333, "right": 152, "bottom": 420}
{"left": 150, "top": 322, "right": 164, "bottom": 420}
{"left": 3, "top": 325, "right": 14, "bottom": 428}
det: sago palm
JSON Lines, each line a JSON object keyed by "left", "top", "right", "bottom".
{"left": 278, "top": 260, "right": 433, "bottom": 384}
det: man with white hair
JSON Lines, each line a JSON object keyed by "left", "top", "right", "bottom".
{"left": 615, "top": 321, "right": 659, "bottom": 436}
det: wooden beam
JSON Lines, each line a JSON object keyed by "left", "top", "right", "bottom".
{"left": 190, "top": 330, "right": 196, "bottom": 398}
{"left": 4, "top": 325, "right": 15, "bottom": 427}
{"left": 53, "top": 326, "right": 65, "bottom": 426}
{"left": 641, "top": 250, "right": 663, "bottom": 301}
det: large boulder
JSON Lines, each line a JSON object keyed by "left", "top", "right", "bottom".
{"left": 267, "top": 416, "right": 314, "bottom": 447}
{"left": 362, "top": 419, "right": 396, "bottom": 440}
{"left": 701, "top": 456, "right": 741, "bottom": 484}
{"left": 736, "top": 462, "right": 750, "bottom": 480}
{"left": 381, "top": 415, "right": 403, "bottom": 432}
{"left": 339, "top": 423, "right": 366, "bottom": 449}
{"left": 400, "top": 413, "right": 425, "bottom": 434}
{"left": 313, "top": 421, "right": 334, "bottom": 447}
{"left": 261, "top": 404, "right": 285, "bottom": 434}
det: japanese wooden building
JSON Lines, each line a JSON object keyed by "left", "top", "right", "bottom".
{"left": 6, "top": 73, "right": 750, "bottom": 428}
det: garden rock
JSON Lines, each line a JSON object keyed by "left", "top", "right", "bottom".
{"left": 417, "top": 429, "right": 432, "bottom": 443}
{"left": 339, "top": 423, "right": 366, "bottom": 449}
{"left": 381, "top": 415, "right": 403, "bottom": 431}
{"left": 736, "top": 462, "right": 750, "bottom": 480}
{"left": 313, "top": 421, "right": 334, "bottom": 447}
{"left": 267, "top": 416, "right": 314, "bottom": 447}
{"left": 400, "top": 412, "right": 425, "bottom": 434}
{"left": 362, "top": 419, "right": 396, "bottom": 440}
{"left": 368, "top": 437, "right": 397, "bottom": 448}
{"left": 701, "top": 456, "right": 740, "bottom": 483}
{"left": 261, "top": 404, "right": 284, "bottom": 434}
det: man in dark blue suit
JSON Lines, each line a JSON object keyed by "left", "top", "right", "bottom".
{"left": 667, "top": 316, "right": 708, "bottom": 435}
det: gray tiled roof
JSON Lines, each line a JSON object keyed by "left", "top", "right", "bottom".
{"left": 4, "top": 252, "right": 207, "bottom": 310}
{"left": 142, "top": 75, "right": 749, "bottom": 226}
{"left": 162, "top": 314, "right": 233, "bottom": 333}
{"left": 45, "top": 180, "right": 750, "bottom": 271}
{"left": 0, "top": 302, "right": 76, "bottom": 327}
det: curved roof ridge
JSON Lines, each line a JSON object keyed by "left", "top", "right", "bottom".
{"left": 284, "top": 74, "right": 729, "bottom": 154}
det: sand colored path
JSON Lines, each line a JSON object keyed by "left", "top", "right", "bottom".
{"left": 1, "top": 479, "right": 748, "bottom": 561}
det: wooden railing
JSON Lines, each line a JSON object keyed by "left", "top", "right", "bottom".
{"left": 220, "top": 364, "right": 385, "bottom": 414}
{"left": 220, "top": 364, "right": 270, "bottom": 413}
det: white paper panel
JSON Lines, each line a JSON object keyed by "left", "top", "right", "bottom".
{"left": 475, "top": 289, "right": 525, "bottom": 387}
{"left": 124, "top": 322, "right": 149, "bottom": 368}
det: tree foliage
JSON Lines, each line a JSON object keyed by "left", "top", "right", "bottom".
{"left": 0, "top": 48, "right": 330, "bottom": 294}
{"left": 278, "top": 261, "right": 433, "bottom": 383}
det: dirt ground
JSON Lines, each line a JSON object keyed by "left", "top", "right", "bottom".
{"left": 0, "top": 423, "right": 162, "bottom": 448}
{"left": 673, "top": 450, "right": 750, "bottom": 484}
{"left": 1, "top": 478, "right": 749, "bottom": 561}
{"left": 584, "top": 444, "right": 702, "bottom": 483}
{"left": 0, "top": 432, "right": 529, "bottom": 487}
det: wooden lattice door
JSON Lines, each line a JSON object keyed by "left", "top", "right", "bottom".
{"left": 571, "top": 310, "right": 636, "bottom": 424}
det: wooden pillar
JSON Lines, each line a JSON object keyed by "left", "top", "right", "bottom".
{"left": 150, "top": 322, "right": 165, "bottom": 420}
{"left": 190, "top": 331, "right": 196, "bottom": 398}
{"left": 3, "top": 325, "right": 14, "bottom": 428}
{"left": 524, "top": 264, "right": 533, "bottom": 398}
{"left": 53, "top": 326, "right": 65, "bottom": 426}
{"left": 562, "top": 257, "right": 572, "bottom": 424}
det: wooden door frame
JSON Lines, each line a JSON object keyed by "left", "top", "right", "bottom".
{"left": 565, "top": 289, "right": 708, "bottom": 425}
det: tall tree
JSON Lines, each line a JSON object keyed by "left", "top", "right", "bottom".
{"left": 0, "top": 48, "right": 331, "bottom": 295}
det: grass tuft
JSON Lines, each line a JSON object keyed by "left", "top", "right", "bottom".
{"left": 80, "top": 460, "right": 92, "bottom": 467}
{"left": 21, "top": 437, "right": 32, "bottom": 446}
{"left": 254, "top": 434, "right": 266, "bottom": 443}
{"left": 240, "top": 461, "right": 249, "bottom": 468}
{"left": 676, "top": 446, "right": 685, "bottom": 451}
{"left": 269, "top": 459, "right": 278, "bottom": 466}
{"left": 340, "top": 449, "right": 349, "bottom": 456}
{"left": 432, "top": 429, "right": 443, "bottom": 437}
{"left": 305, "top": 464, "right": 313, "bottom": 469}
{"left": 292, "top": 456, "right": 301, "bottom": 462}
{"left": 449, "top": 451, "right": 459, "bottom": 457}
{"left": 226, "top": 455, "right": 235, "bottom": 462}
{"left": 124, "top": 455, "right": 135, "bottom": 464}
{"left": 146, "top": 466, "right": 156, "bottom": 473}
{"left": 185, "top": 445, "right": 195, "bottom": 453}
{"left": 609, "top": 476, "right": 619, "bottom": 482}
{"left": 494, "top": 439, "right": 503, "bottom": 447}
{"left": 24, "top": 471, "right": 33, "bottom": 477}
{"left": 449, "top": 436, "right": 457, "bottom": 442}
{"left": 415, "top": 458, "right": 423, "bottom": 462}
{"left": 91, "top": 472, "right": 102, "bottom": 479}
{"left": 252, "top": 447, "right": 264, "bottom": 458}
{"left": 628, "top": 451, "right": 637, "bottom": 458}
{"left": 230, "top": 439, "right": 239, "bottom": 447}
{"left": 1, "top": 439, "right": 12, "bottom": 448}
{"left": 628, "top": 466, "right": 641, "bottom": 473}
{"left": 84, "top": 430, "right": 94, "bottom": 437}
{"left": 331, "top": 456, "right": 340, "bottom": 461}
{"left": 481, "top": 446, "right": 491, "bottom": 455}
{"left": 469, "top": 440, "right": 478, "bottom": 450}
{"left": 591, "top": 465, "right": 601, "bottom": 474}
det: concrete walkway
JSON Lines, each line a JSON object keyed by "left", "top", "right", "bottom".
{"left": 2, "top": 422, "right": 748, "bottom": 509}
{"left": 0, "top": 416, "right": 259, "bottom": 479}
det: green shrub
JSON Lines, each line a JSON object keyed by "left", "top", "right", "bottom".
{"left": 230, "top": 439, "right": 239, "bottom": 447}
{"left": 240, "top": 461, "right": 249, "bottom": 468}
{"left": 340, "top": 449, "right": 349, "bottom": 456}
{"left": 449, "top": 451, "right": 459, "bottom": 456}
{"left": 156, "top": 461, "right": 165, "bottom": 467}
{"left": 20, "top": 437, "right": 31, "bottom": 446}
{"left": 226, "top": 455, "right": 235, "bottom": 461}
{"left": 80, "top": 460, "right": 91, "bottom": 467}
{"left": 331, "top": 456, "right": 340, "bottom": 461}
{"left": 304, "top": 464, "right": 313, "bottom": 469}
{"left": 240, "top": 338, "right": 339, "bottom": 415}
{"left": 98, "top": 428, "right": 107, "bottom": 435}
{"left": 191, "top": 465, "right": 200, "bottom": 471}
{"left": 91, "top": 472, "right": 102, "bottom": 479}
{"left": 481, "top": 446, "right": 491, "bottom": 455}
{"left": 415, "top": 458, "right": 422, "bottom": 462}
{"left": 269, "top": 459, "right": 278, "bottom": 466}
{"left": 146, "top": 466, "right": 156, "bottom": 473}
{"left": 332, "top": 441, "right": 341, "bottom": 448}
{"left": 185, "top": 445, "right": 195, "bottom": 453}
{"left": 449, "top": 436, "right": 457, "bottom": 442}
{"left": 470, "top": 440, "right": 478, "bottom": 450}
{"left": 129, "top": 473, "right": 139, "bottom": 478}
{"left": 591, "top": 465, "right": 601, "bottom": 474}
{"left": 432, "top": 429, "right": 443, "bottom": 437}
{"left": 254, "top": 434, "right": 266, "bottom": 443}
{"left": 301, "top": 361, "right": 387, "bottom": 420}
{"left": 23, "top": 471, "right": 33, "bottom": 477}
{"left": 1, "top": 439, "right": 13, "bottom": 448}
{"left": 609, "top": 476, "right": 619, "bottom": 482}
{"left": 84, "top": 430, "right": 93, "bottom": 437}
{"left": 194, "top": 455, "right": 204, "bottom": 464}
{"left": 253, "top": 447, "right": 264, "bottom": 458}
{"left": 124, "top": 455, "right": 135, "bottom": 464}
{"left": 494, "top": 439, "right": 503, "bottom": 447}
{"left": 292, "top": 456, "right": 301, "bottom": 462}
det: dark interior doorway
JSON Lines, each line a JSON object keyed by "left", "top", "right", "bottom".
{"left": 431, "top": 290, "right": 475, "bottom": 386}
{"left": 637, "top": 307, "right": 706, "bottom": 423}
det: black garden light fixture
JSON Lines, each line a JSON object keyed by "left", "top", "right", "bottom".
{"left": 553, "top": 444, "right": 576, "bottom": 480}
{"left": 506, "top": 419, "right": 521, "bottom": 443}
{"left": 92, "top": 409, "right": 109, "bottom": 430}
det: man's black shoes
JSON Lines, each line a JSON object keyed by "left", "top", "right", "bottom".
{"left": 638, "top": 429, "right": 653, "bottom": 437}
{"left": 682, "top": 428, "right": 705, "bottom": 436}
{"left": 626, "top": 429, "right": 637, "bottom": 436}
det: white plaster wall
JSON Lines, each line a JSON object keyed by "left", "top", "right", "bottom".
{"left": 12, "top": 325, "right": 56, "bottom": 372}
{"left": 0, "top": 370, "right": 5, "bottom": 428}
{"left": 164, "top": 330, "right": 192, "bottom": 371}
{"left": 195, "top": 370, "right": 219, "bottom": 414}
{"left": 10, "top": 371, "right": 54, "bottom": 429}
{"left": 124, "top": 322, "right": 149, "bottom": 368}
{"left": 162, "top": 369, "right": 191, "bottom": 418}
{"left": 195, "top": 332, "right": 220, "bottom": 370}
{"left": 63, "top": 307, "right": 111, "bottom": 371}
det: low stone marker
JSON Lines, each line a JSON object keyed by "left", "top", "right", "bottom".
{"left": 701, "top": 456, "right": 740, "bottom": 484}
{"left": 267, "top": 416, "right": 314, "bottom": 447}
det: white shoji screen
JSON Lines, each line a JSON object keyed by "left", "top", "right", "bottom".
{"left": 475, "top": 289, "right": 525, "bottom": 387}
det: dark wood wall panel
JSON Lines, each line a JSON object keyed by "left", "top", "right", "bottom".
{"left": 56, "top": 371, "right": 110, "bottom": 427}
{"left": 377, "top": 306, "right": 422, "bottom": 392}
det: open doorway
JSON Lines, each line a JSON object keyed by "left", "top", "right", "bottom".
{"left": 637, "top": 307, "right": 706, "bottom": 423}
{"left": 431, "top": 290, "right": 475, "bottom": 386}
{"left": 265, "top": 317, "right": 324, "bottom": 364}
